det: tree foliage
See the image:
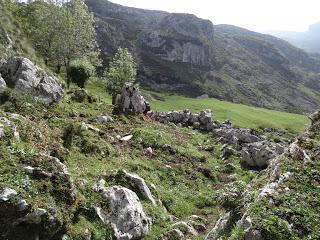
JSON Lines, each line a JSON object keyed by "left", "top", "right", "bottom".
{"left": 4, "top": 0, "right": 101, "bottom": 71}
{"left": 104, "top": 47, "right": 136, "bottom": 97}
{"left": 67, "top": 59, "right": 95, "bottom": 88}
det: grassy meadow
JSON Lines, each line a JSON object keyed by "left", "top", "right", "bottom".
{"left": 149, "top": 94, "right": 309, "bottom": 133}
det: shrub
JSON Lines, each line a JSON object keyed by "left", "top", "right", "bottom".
{"left": 67, "top": 59, "right": 95, "bottom": 88}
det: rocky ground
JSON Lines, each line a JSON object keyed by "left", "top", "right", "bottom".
{"left": 0, "top": 57, "right": 319, "bottom": 240}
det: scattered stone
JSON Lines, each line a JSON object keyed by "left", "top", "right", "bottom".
{"left": 19, "top": 208, "right": 47, "bottom": 224}
{"left": 95, "top": 186, "right": 152, "bottom": 240}
{"left": 0, "top": 188, "right": 17, "bottom": 202}
{"left": 120, "top": 134, "right": 133, "bottom": 142}
{"left": 197, "top": 94, "right": 209, "bottom": 99}
{"left": 81, "top": 122, "right": 100, "bottom": 132}
{"left": 0, "top": 57, "right": 64, "bottom": 103}
{"left": 32, "top": 127, "right": 43, "bottom": 139}
{"left": 146, "top": 147, "right": 153, "bottom": 155}
{"left": 205, "top": 212, "right": 231, "bottom": 240}
{"left": 17, "top": 199, "right": 29, "bottom": 211}
{"left": 97, "top": 115, "right": 114, "bottom": 123}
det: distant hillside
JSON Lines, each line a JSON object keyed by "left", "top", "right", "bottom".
{"left": 270, "top": 22, "right": 320, "bottom": 54}
{"left": 86, "top": 0, "right": 320, "bottom": 114}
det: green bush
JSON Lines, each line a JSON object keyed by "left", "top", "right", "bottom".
{"left": 67, "top": 59, "right": 95, "bottom": 88}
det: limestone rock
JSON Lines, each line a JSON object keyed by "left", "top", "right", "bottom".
{"left": 0, "top": 57, "right": 63, "bottom": 103}
{"left": 241, "top": 141, "right": 285, "bottom": 168}
{"left": 113, "top": 170, "right": 156, "bottom": 205}
{"left": 97, "top": 115, "right": 114, "bottom": 123}
{"left": 0, "top": 188, "right": 17, "bottom": 202}
{"left": 114, "top": 83, "right": 146, "bottom": 114}
{"left": 120, "top": 135, "right": 133, "bottom": 142}
{"left": 95, "top": 186, "right": 151, "bottom": 240}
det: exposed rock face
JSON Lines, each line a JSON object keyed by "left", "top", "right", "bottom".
{"left": 87, "top": 0, "right": 320, "bottom": 113}
{"left": 241, "top": 141, "right": 285, "bottom": 168}
{"left": 0, "top": 57, "right": 64, "bottom": 103}
{"left": 139, "top": 32, "right": 209, "bottom": 65}
{"left": 95, "top": 186, "right": 152, "bottom": 240}
{"left": 114, "top": 83, "right": 146, "bottom": 114}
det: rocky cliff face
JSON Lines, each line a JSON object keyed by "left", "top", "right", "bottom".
{"left": 86, "top": 0, "right": 320, "bottom": 113}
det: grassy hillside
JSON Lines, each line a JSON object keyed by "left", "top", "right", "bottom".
{"left": 149, "top": 94, "right": 309, "bottom": 133}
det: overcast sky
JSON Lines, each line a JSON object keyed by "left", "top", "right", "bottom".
{"left": 109, "top": 0, "right": 320, "bottom": 33}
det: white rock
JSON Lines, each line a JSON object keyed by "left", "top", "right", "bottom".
{"left": 18, "top": 199, "right": 28, "bottom": 211}
{"left": 0, "top": 188, "right": 17, "bottom": 202}
{"left": 97, "top": 115, "right": 114, "bottom": 123}
{"left": 120, "top": 135, "right": 133, "bottom": 142}
{"left": 95, "top": 186, "right": 151, "bottom": 240}
{"left": 0, "top": 73, "right": 6, "bottom": 93}
{"left": 115, "top": 170, "right": 156, "bottom": 205}
{"left": 146, "top": 147, "right": 153, "bottom": 154}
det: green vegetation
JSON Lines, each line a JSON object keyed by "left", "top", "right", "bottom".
{"left": 105, "top": 47, "right": 137, "bottom": 101}
{"left": 67, "top": 59, "right": 95, "bottom": 88}
{"left": 150, "top": 94, "right": 309, "bottom": 133}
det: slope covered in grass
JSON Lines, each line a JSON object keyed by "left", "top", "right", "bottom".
{"left": 150, "top": 94, "right": 309, "bottom": 133}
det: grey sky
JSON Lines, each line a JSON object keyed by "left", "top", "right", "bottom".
{"left": 109, "top": 0, "right": 320, "bottom": 33}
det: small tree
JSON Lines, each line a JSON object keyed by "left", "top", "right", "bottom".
{"left": 104, "top": 47, "right": 136, "bottom": 103}
{"left": 67, "top": 59, "right": 95, "bottom": 88}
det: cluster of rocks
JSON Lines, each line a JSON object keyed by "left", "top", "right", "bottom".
{"left": 94, "top": 171, "right": 154, "bottom": 240}
{"left": 114, "top": 83, "right": 147, "bottom": 114}
{"left": 71, "top": 88, "right": 96, "bottom": 103}
{"left": 161, "top": 215, "right": 207, "bottom": 240}
{"left": 0, "top": 57, "right": 64, "bottom": 104}
{"left": 151, "top": 109, "right": 285, "bottom": 168}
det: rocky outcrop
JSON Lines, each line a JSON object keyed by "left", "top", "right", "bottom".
{"left": 114, "top": 83, "right": 146, "bottom": 114}
{"left": 241, "top": 141, "right": 285, "bottom": 168}
{"left": 151, "top": 109, "right": 285, "bottom": 168}
{"left": 0, "top": 189, "right": 63, "bottom": 240}
{"left": 0, "top": 57, "right": 64, "bottom": 103}
{"left": 95, "top": 186, "right": 152, "bottom": 240}
{"left": 111, "top": 170, "right": 156, "bottom": 205}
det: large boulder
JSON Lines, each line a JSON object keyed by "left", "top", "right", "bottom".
{"left": 95, "top": 186, "right": 152, "bottom": 240}
{"left": 241, "top": 141, "right": 285, "bottom": 168}
{"left": 114, "top": 83, "right": 146, "bottom": 114}
{"left": 0, "top": 57, "right": 63, "bottom": 103}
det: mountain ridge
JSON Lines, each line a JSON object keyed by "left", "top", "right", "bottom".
{"left": 87, "top": 0, "right": 320, "bottom": 114}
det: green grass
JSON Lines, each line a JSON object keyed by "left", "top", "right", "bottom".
{"left": 150, "top": 94, "right": 309, "bottom": 133}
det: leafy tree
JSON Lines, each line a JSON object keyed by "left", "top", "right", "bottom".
{"left": 67, "top": 59, "right": 95, "bottom": 88}
{"left": 104, "top": 47, "right": 137, "bottom": 103}
{"left": 14, "top": 0, "right": 100, "bottom": 72}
